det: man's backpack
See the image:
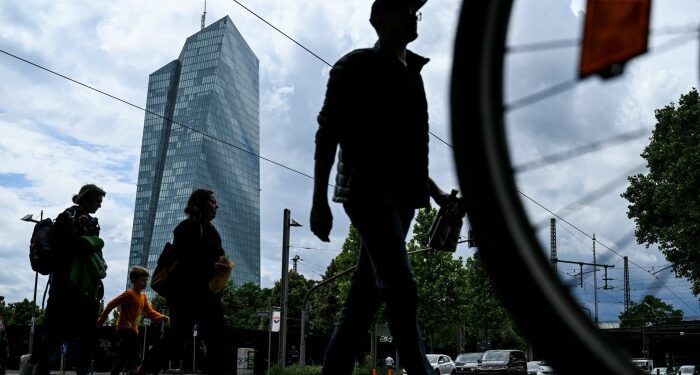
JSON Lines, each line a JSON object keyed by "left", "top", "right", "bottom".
{"left": 151, "top": 242, "right": 179, "bottom": 297}
{"left": 29, "top": 218, "right": 55, "bottom": 275}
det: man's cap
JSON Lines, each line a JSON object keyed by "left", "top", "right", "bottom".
{"left": 370, "top": 0, "right": 427, "bottom": 24}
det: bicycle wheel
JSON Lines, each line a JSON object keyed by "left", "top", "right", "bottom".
{"left": 450, "top": 1, "right": 697, "bottom": 373}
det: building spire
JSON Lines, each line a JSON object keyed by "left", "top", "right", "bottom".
{"left": 201, "top": 0, "right": 207, "bottom": 30}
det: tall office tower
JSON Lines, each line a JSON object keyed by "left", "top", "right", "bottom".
{"left": 128, "top": 16, "right": 259, "bottom": 294}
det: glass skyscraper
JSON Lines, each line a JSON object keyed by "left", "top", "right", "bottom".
{"left": 128, "top": 16, "right": 260, "bottom": 293}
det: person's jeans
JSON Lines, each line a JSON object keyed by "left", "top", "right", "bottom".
{"left": 320, "top": 197, "right": 433, "bottom": 375}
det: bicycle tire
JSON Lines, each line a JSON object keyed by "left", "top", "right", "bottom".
{"left": 450, "top": 1, "right": 641, "bottom": 374}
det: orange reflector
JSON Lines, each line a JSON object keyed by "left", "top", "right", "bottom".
{"left": 579, "top": 0, "right": 651, "bottom": 79}
{"left": 371, "top": 368, "right": 378, "bottom": 375}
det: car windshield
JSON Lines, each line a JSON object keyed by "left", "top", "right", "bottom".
{"left": 457, "top": 353, "right": 482, "bottom": 363}
{"left": 483, "top": 351, "right": 509, "bottom": 362}
{"left": 426, "top": 355, "right": 439, "bottom": 364}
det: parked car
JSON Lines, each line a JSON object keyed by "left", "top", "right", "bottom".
{"left": 527, "top": 360, "right": 556, "bottom": 375}
{"left": 650, "top": 367, "right": 668, "bottom": 375}
{"left": 632, "top": 358, "right": 654, "bottom": 374}
{"left": 477, "top": 349, "right": 527, "bottom": 375}
{"left": 454, "top": 352, "right": 483, "bottom": 374}
{"left": 679, "top": 365, "right": 697, "bottom": 375}
{"left": 426, "top": 354, "right": 457, "bottom": 375}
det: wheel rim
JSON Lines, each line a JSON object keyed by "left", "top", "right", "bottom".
{"left": 450, "top": 1, "right": 641, "bottom": 374}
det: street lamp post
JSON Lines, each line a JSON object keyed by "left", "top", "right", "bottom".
{"left": 278, "top": 208, "right": 301, "bottom": 368}
{"left": 640, "top": 300, "right": 653, "bottom": 358}
{"left": 21, "top": 211, "right": 42, "bottom": 355}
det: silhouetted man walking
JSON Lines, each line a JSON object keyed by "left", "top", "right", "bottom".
{"left": 310, "top": 1, "right": 447, "bottom": 374}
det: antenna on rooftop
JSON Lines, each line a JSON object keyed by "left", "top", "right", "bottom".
{"left": 201, "top": 0, "right": 207, "bottom": 30}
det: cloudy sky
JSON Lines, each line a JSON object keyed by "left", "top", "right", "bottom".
{"left": 0, "top": 0, "right": 698, "bottom": 325}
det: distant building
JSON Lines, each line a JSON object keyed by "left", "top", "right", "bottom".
{"left": 128, "top": 16, "right": 260, "bottom": 295}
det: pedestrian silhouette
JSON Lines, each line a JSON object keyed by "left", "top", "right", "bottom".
{"left": 31, "top": 184, "right": 107, "bottom": 375}
{"left": 97, "top": 266, "right": 168, "bottom": 375}
{"left": 309, "top": 1, "right": 449, "bottom": 374}
{"left": 140, "top": 189, "right": 232, "bottom": 375}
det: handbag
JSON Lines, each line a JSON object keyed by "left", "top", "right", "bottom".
{"left": 151, "top": 242, "right": 179, "bottom": 296}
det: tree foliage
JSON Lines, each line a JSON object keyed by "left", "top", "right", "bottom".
{"left": 618, "top": 295, "right": 683, "bottom": 328}
{"left": 150, "top": 294, "right": 168, "bottom": 313}
{"left": 308, "top": 225, "right": 362, "bottom": 336}
{"left": 269, "top": 272, "right": 316, "bottom": 335}
{"left": 6, "top": 298, "right": 42, "bottom": 325}
{"left": 408, "top": 206, "right": 469, "bottom": 352}
{"left": 622, "top": 88, "right": 700, "bottom": 294}
{"left": 222, "top": 281, "right": 273, "bottom": 330}
{"left": 462, "top": 251, "right": 524, "bottom": 350}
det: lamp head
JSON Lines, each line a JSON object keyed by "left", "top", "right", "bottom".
{"left": 21, "top": 214, "right": 37, "bottom": 223}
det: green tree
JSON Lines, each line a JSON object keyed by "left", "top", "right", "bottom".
{"left": 221, "top": 281, "right": 273, "bottom": 330}
{"left": 618, "top": 295, "right": 683, "bottom": 328}
{"left": 308, "top": 225, "right": 362, "bottom": 336}
{"left": 622, "top": 88, "right": 700, "bottom": 294}
{"left": 408, "top": 206, "right": 470, "bottom": 352}
{"left": 269, "top": 272, "right": 316, "bottom": 335}
{"left": 8, "top": 299, "right": 41, "bottom": 325}
{"left": 0, "top": 297, "right": 9, "bottom": 324}
{"left": 462, "top": 251, "right": 525, "bottom": 350}
{"left": 150, "top": 294, "right": 168, "bottom": 313}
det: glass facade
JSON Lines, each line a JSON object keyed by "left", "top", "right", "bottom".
{"left": 128, "top": 16, "right": 260, "bottom": 295}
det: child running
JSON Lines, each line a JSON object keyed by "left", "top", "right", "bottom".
{"left": 97, "top": 266, "right": 168, "bottom": 375}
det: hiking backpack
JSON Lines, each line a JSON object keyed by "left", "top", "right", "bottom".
{"left": 29, "top": 218, "right": 55, "bottom": 275}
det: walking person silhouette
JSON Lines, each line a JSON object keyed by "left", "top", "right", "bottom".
{"left": 310, "top": 1, "right": 449, "bottom": 374}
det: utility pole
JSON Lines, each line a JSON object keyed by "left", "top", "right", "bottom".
{"left": 556, "top": 249, "right": 614, "bottom": 325}
{"left": 550, "top": 218, "right": 557, "bottom": 272}
{"left": 624, "top": 256, "right": 631, "bottom": 312}
{"left": 278, "top": 209, "right": 301, "bottom": 368}
{"left": 20, "top": 210, "right": 42, "bottom": 354}
{"left": 292, "top": 255, "right": 300, "bottom": 273}
{"left": 593, "top": 234, "right": 598, "bottom": 326}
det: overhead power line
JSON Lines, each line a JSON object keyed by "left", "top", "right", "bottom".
{"left": 228, "top": 0, "right": 453, "bottom": 149}
{"left": 3, "top": 0, "right": 695, "bottom": 314}
{"left": 7, "top": 42, "right": 690, "bottom": 312}
{"left": 0, "top": 48, "right": 317, "bottom": 184}
{"left": 290, "top": 245, "right": 341, "bottom": 252}
{"left": 522, "top": 190, "right": 699, "bottom": 314}
{"left": 226, "top": 3, "right": 693, "bottom": 310}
